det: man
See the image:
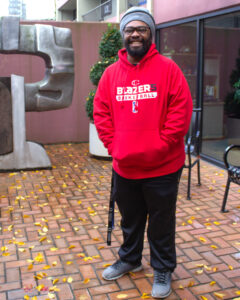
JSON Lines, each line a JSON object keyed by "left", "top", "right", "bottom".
{"left": 93, "top": 6, "right": 192, "bottom": 299}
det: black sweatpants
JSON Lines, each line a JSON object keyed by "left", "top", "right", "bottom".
{"left": 112, "top": 167, "right": 182, "bottom": 272}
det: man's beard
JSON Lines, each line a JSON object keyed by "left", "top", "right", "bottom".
{"left": 125, "top": 36, "right": 152, "bottom": 60}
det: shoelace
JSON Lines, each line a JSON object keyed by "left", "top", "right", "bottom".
{"left": 154, "top": 272, "right": 169, "bottom": 284}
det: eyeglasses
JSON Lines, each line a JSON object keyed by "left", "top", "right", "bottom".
{"left": 123, "top": 26, "right": 150, "bottom": 35}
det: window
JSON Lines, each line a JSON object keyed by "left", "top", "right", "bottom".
{"left": 201, "top": 12, "right": 240, "bottom": 161}
{"left": 157, "top": 8, "right": 240, "bottom": 165}
{"left": 159, "top": 22, "right": 197, "bottom": 105}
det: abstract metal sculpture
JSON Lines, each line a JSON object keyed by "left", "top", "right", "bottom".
{"left": 0, "top": 16, "right": 74, "bottom": 170}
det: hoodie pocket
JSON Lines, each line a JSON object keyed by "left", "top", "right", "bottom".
{"left": 112, "top": 129, "right": 169, "bottom": 169}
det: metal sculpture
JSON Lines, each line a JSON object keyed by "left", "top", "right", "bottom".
{"left": 0, "top": 16, "right": 74, "bottom": 170}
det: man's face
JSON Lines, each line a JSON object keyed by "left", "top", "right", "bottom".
{"left": 123, "top": 20, "right": 152, "bottom": 61}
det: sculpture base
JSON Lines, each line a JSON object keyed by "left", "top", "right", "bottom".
{"left": 0, "top": 75, "right": 51, "bottom": 171}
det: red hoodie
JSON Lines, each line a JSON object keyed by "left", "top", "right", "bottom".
{"left": 93, "top": 43, "right": 193, "bottom": 179}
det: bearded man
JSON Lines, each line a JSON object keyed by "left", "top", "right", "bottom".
{"left": 93, "top": 7, "right": 193, "bottom": 299}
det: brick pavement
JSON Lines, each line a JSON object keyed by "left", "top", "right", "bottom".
{"left": 0, "top": 143, "right": 240, "bottom": 300}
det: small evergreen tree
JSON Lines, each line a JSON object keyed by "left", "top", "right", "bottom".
{"left": 85, "top": 24, "right": 122, "bottom": 121}
{"left": 225, "top": 48, "right": 240, "bottom": 118}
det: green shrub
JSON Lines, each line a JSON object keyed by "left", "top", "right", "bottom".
{"left": 89, "top": 57, "right": 118, "bottom": 86}
{"left": 99, "top": 24, "right": 122, "bottom": 59}
{"left": 85, "top": 24, "right": 122, "bottom": 121}
{"left": 225, "top": 48, "right": 240, "bottom": 118}
{"left": 85, "top": 90, "right": 96, "bottom": 121}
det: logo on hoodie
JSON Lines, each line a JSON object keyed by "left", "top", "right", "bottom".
{"left": 116, "top": 83, "right": 157, "bottom": 102}
{"left": 131, "top": 80, "right": 140, "bottom": 86}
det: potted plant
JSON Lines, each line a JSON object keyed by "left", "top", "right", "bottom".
{"left": 224, "top": 48, "right": 240, "bottom": 138}
{"left": 85, "top": 24, "right": 122, "bottom": 157}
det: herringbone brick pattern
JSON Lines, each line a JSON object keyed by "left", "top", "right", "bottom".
{"left": 0, "top": 143, "right": 239, "bottom": 300}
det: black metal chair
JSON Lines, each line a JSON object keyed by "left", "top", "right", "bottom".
{"left": 184, "top": 108, "right": 202, "bottom": 200}
{"left": 221, "top": 144, "right": 240, "bottom": 212}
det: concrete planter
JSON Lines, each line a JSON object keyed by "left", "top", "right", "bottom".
{"left": 226, "top": 116, "right": 240, "bottom": 139}
{"left": 89, "top": 122, "right": 110, "bottom": 157}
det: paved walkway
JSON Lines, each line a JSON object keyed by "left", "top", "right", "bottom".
{"left": 0, "top": 143, "right": 240, "bottom": 300}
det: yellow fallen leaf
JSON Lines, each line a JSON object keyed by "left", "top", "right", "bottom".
{"left": 213, "top": 221, "right": 220, "bottom": 225}
{"left": 77, "top": 253, "right": 85, "bottom": 258}
{"left": 93, "top": 237, "right": 99, "bottom": 241}
{"left": 117, "top": 295, "right": 128, "bottom": 299}
{"left": 236, "top": 291, "right": 240, "bottom": 295}
{"left": 24, "top": 296, "right": 30, "bottom": 300}
{"left": 36, "top": 284, "right": 44, "bottom": 291}
{"left": 179, "top": 284, "right": 184, "bottom": 289}
{"left": 196, "top": 269, "right": 203, "bottom": 275}
{"left": 49, "top": 286, "right": 60, "bottom": 292}
{"left": 42, "top": 226, "right": 48, "bottom": 232}
{"left": 229, "top": 265, "right": 234, "bottom": 270}
{"left": 43, "top": 265, "right": 51, "bottom": 270}
{"left": 188, "top": 281, "right": 194, "bottom": 287}
{"left": 39, "top": 237, "right": 47, "bottom": 242}
{"left": 141, "top": 293, "right": 151, "bottom": 299}
{"left": 210, "top": 281, "right": 216, "bottom": 286}
{"left": 50, "top": 247, "right": 58, "bottom": 252}
{"left": 53, "top": 279, "right": 59, "bottom": 285}
{"left": 211, "top": 245, "right": 218, "bottom": 249}
{"left": 204, "top": 265, "right": 212, "bottom": 271}
{"left": 68, "top": 245, "right": 76, "bottom": 249}
{"left": 23, "top": 215, "right": 30, "bottom": 218}
{"left": 200, "top": 296, "right": 208, "bottom": 300}
{"left": 199, "top": 237, "right": 207, "bottom": 243}
{"left": 83, "top": 278, "right": 90, "bottom": 284}
{"left": 48, "top": 292, "right": 56, "bottom": 299}
{"left": 62, "top": 277, "right": 67, "bottom": 282}
{"left": 145, "top": 273, "right": 153, "bottom": 277}
{"left": 92, "top": 255, "right": 100, "bottom": 259}
{"left": 52, "top": 261, "right": 57, "bottom": 266}
{"left": 66, "top": 261, "right": 73, "bottom": 265}
{"left": 32, "top": 297, "right": 37, "bottom": 300}
{"left": 18, "top": 248, "right": 26, "bottom": 253}
{"left": 67, "top": 277, "right": 73, "bottom": 283}
{"left": 98, "top": 246, "right": 104, "bottom": 250}
{"left": 103, "top": 263, "right": 111, "bottom": 268}
{"left": 83, "top": 257, "right": 92, "bottom": 261}
{"left": 8, "top": 225, "right": 13, "bottom": 231}
{"left": 214, "top": 292, "right": 225, "bottom": 299}
{"left": 34, "top": 253, "right": 44, "bottom": 262}
{"left": 60, "top": 228, "right": 66, "bottom": 232}
{"left": 28, "top": 264, "right": 33, "bottom": 270}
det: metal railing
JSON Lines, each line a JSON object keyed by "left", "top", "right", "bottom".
{"left": 82, "top": 0, "right": 114, "bottom": 22}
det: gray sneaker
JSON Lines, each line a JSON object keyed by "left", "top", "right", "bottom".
{"left": 102, "top": 260, "right": 142, "bottom": 280}
{"left": 151, "top": 270, "right": 172, "bottom": 299}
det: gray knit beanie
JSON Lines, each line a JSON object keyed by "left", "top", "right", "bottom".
{"left": 120, "top": 6, "right": 155, "bottom": 40}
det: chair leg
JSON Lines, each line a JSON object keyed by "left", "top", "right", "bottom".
{"left": 197, "top": 158, "right": 201, "bottom": 186}
{"left": 221, "top": 178, "right": 231, "bottom": 213}
{"left": 187, "top": 167, "right": 191, "bottom": 200}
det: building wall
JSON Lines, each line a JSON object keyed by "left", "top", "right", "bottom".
{"left": 0, "top": 21, "right": 110, "bottom": 144}
{"left": 77, "top": 0, "right": 100, "bottom": 21}
{"left": 153, "top": 0, "right": 240, "bottom": 24}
